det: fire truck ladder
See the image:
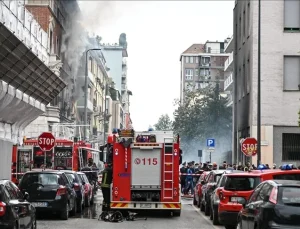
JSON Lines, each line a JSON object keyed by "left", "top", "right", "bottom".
{"left": 79, "top": 148, "right": 84, "bottom": 170}
{"left": 163, "top": 138, "right": 174, "bottom": 199}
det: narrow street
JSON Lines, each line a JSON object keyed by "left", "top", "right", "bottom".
{"left": 37, "top": 192, "right": 222, "bottom": 229}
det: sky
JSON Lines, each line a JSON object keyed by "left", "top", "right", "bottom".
{"left": 78, "top": 1, "right": 234, "bottom": 130}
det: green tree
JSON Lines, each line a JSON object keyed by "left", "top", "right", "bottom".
{"left": 173, "top": 84, "right": 232, "bottom": 158}
{"left": 154, "top": 114, "right": 173, "bottom": 131}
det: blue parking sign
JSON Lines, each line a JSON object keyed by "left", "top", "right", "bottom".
{"left": 206, "top": 138, "right": 215, "bottom": 148}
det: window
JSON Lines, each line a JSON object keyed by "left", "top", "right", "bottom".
{"left": 243, "top": 10, "right": 246, "bottom": 38}
{"left": 247, "top": 2, "right": 250, "bottom": 36}
{"left": 195, "top": 57, "right": 199, "bottom": 63}
{"left": 190, "top": 56, "right": 194, "bottom": 63}
{"left": 248, "top": 183, "right": 264, "bottom": 203}
{"left": 238, "top": 68, "right": 241, "bottom": 99}
{"left": 282, "top": 133, "right": 300, "bottom": 161}
{"left": 284, "top": 56, "right": 300, "bottom": 90}
{"left": 185, "top": 69, "right": 193, "bottom": 80}
{"left": 195, "top": 69, "right": 199, "bottom": 76}
{"left": 224, "top": 176, "right": 260, "bottom": 191}
{"left": 284, "top": 0, "right": 300, "bottom": 30}
{"left": 279, "top": 187, "right": 300, "bottom": 205}
{"left": 200, "top": 68, "right": 209, "bottom": 77}
{"left": 185, "top": 56, "right": 189, "bottom": 64}
{"left": 243, "top": 63, "right": 246, "bottom": 97}
{"left": 257, "top": 183, "right": 273, "bottom": 201}
{"left": 247, "top": 57, "right": 250, "bottom": 93}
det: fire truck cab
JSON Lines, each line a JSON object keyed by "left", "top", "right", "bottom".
{"left": 107, "top": 129, "right": 182, "bottom": 216}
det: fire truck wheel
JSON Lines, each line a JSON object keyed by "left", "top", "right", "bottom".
{"left": 60, "top": 203, "right": 69, "bottom": 220}
{"left": 173, "top": 210, "right": 181, "bottom": 217}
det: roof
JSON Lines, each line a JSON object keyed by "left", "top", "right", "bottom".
{"left": 273, "top": 180, "right": 300, "bottom": 186}
{"left": 182, "top": 44, "right": 205, "bottom": 55}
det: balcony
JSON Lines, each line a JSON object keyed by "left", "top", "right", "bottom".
{"left": 225, "top": 36, "right": 234, "bottom": 53}
{"left": 76, "top": 98, "right": 94, "bottom": 113}
{"left": 224, "top": 53, "right": 233, "bottom": 72}
{"left": 46, "top": 106, "right": 60, "bottom": 123}
{"left": 224, "top": 73, "right": 233, "bottom": 91}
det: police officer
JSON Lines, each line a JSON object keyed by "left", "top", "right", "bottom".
{"left": 101, "top": 163, "right": 113, "bottom": 211}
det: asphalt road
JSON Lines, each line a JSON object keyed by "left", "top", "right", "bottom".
{"left": 37, "top": 192, "right": 223, "bottom": 229}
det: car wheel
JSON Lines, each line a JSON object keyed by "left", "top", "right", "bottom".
{"left": 212, "top": 208, "right": 219, "bottom": 225}
{"left": 204, "top": 201, "right": 210, "bottom": 216}
{"left": 193, "top": 195, "right": 197, "bottom": 205}
{"left": 236, "top": 221, "right": 242, "bottom": 229}
{"left": 200, "top": 201, "right": 205, "bottom": 212}
{"left": 210, "top": 207, "right": 213, "bottom": 220}
{"left": 173, "top": 210, "right": 181, "bottom": 217}
{"left": 85, "top": 195, "right": 90, "bottom": 207}
{"left": 70, "top": 199, "right": 77, "bottom": 216}
{"left": 31, "top": 219, "right": 37, "bottom": 229}
{"left": 77, "top": 198, "right": 83, "bottom": 213}
{"left": 60, "top": 203, "right": 69, "bottom": 220}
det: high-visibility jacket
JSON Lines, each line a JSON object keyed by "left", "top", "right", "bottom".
{"left": 101, "top": 167, "right": 112, "bottom": 188}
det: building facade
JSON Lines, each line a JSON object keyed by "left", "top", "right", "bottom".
{"left": 233, "top": 0, "right": 300, "bottom": 166}
{"left": 179, "top": 40, "right": 230, "bottom": 104}
{"left": 223, "top": 36, "right": 234, "bottom": 107}
{"left": 0, "top": 0, "right": 65, "bottom": 178}
{"left": 101, "top": 33, "right": 133, "bottom": 130}
{"left": 24, "top": 0, "right": 79, "bottom": 138}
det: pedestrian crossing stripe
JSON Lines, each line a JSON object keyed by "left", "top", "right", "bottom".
{"left": 163, "top": 203, "right": 181, "bottom": 209}
{"left": 110, "top": 203, "right": 129, "bottom": 208}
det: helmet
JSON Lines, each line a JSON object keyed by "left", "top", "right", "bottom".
{"left": 112, "top": 128, "right": 118, "bottom": 134}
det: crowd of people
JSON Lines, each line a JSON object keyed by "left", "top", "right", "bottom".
{"left": 179, "top": 160, "right": 300, "bottom": 195}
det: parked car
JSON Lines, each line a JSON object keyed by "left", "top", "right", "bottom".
{"left": 237, "top": 179, "right": 300, "bottom": 229}
{"left": 77, "top": 172, "right": 94, "bottom": 207}
{"left": 18, "top": 170, "right": 77, "bottom": 220}
{"left": 193, "top": 171, "right": 210, "bottom": 207}
{"left": 210, "top": 170, "right": 244, "bottom": 225}
{"left": 0, "top": 179, "right": 36, "bottom": 228}
{"left": 201, "top": 170, "right": 225, "bottom": 216}
{"left": 62, "top": 170, "right": 85, "bottom": 213}
{"left": 218, "top": 166, "right": 300, "bottom": 229}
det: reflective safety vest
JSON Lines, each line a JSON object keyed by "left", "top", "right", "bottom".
{"left": 101, "top": 167, "right": 112, "bottom": 188}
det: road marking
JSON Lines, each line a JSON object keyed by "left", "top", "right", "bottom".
{"left": 192, "top": 205, "right": 221, "bottom": 229}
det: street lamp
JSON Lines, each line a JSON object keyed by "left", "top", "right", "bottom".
{"left": 257, "top": 0, "right": 261, "bottom": 166}
{"left": 84, "top": 48, "right": 101, "bottom": 140}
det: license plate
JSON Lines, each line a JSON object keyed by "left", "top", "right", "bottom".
{"left": 32, "top": 202, "right": 48, "bottom": 207}
{"left": 230, "top": 197, "right": 243, "bottom": 202}
{"left": 140, "top": 203, "right": 151, "bottom": 208}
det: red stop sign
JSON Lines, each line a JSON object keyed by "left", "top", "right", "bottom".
{"left": 241, "top": 137, "right": 258, "bottom": 157}
{"left": 38, "top": 132, "right": 56, "bottom": 151}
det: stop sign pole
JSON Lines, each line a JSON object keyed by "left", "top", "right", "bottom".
{"left": 38, "top": 132, "right": 56, "bottom": 168}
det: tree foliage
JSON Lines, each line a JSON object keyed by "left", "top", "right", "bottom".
{"left": 173, "top": 84, "right": 232, "bottom": 155}
{"left": 154, "top": 114, "right": 173, "bottom": 131}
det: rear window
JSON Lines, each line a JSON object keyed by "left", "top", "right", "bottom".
{"left": 224, "top": 176, "right": 260, "bottom": 191}
{"left": 279, "top": 186, "right": 300, "bottom": 205}
{"left": 273, "top": 174, "right": 300, "bottom": 180}
{"left": 65, "top": 173, "right": 78, "bottom": 183}
{"left": 20, "top": 173, "right": 61, "bottom": 187}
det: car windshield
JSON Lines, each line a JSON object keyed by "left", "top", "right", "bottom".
{"left": 65, "top": 173, "right": 77, "bottom": 183}
{"left": 20, "top": 173, "right": 59, "bottom": 186}
{"left": 224, "top": 176, "right": 260, "bottom": 191}
{"left": 279, "top": 186, "right": 300, "bottom": 205}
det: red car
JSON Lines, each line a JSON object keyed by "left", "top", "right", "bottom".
{"left": 193, "top": 171, "right": 210, "bottom": 207}
{"left": 218, "top": 167, "right": 300, "bottom": 229}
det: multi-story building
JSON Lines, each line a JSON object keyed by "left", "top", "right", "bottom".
{"left": 24, "top": 0, "right": 80, "bottom": 137}
{"left": 224, "top": 36, "right": 234, "bottom": 107}
{"left": 233, "top": 0, "right": 300, "bottom": 166}
{"left": 76, "top": 37, "right": 110, "bottom": 145}
{"left": 0, "top": 1, "right": 65, "bottom": 178}
{"left": 179, "top": 40, "right": 230, "bottom": 104}
{"left": 101, "top": 33, "right": 133, "bottom": 130}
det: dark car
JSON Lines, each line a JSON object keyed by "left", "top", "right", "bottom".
{"left": 60, "top": 170, "right": 85, "bottom": 213}
{"left": 237, "top": 180, "right": 300, "bottom": 229}
{"left": 201, "top": 170, "right": 225, "bottom": 216}
{"left": 0, "top": 179, "right": 36, "bottom": 229}
{"left": 210, "top": 170, "right": 245, "bottom": 225}
{"left": 18, "top": 171, "right": 77, "bottom": 220}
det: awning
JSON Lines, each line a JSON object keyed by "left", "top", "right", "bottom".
{"left": 0, "top": 22, "right": 66, "bottom": 104}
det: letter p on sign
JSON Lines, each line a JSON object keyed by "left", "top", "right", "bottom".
{"left": 38, "top": 132, "right": 56, "bottom": 151}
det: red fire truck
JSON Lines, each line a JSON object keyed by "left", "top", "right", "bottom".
{"left": 11, "top": 137, "right": 100, "bottom": 184}
{"left": 106, "top": 129, "right": 182, "bottom": 216}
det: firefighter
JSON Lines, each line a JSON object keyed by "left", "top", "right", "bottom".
{"left": 101, "top": 162, "right": 113, "bottom": 211}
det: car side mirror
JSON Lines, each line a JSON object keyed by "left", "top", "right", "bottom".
{"left": 23, "top": 192, "right": 29, "bottom": 200}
